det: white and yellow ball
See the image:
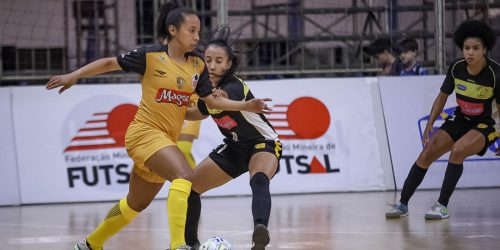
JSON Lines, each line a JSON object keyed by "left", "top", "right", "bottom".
{"left": 200, "top": 236, "right": 233, "bottom": 250}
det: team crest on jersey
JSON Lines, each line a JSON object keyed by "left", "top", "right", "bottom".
{"left": 192, "top": 59, "right": 199, "bottom": 67}
{"left": 476, "top": 86, "right": 490, "bottom": 99}
{"left": 177, "top": 77, "right": 186, "bottom": 89}
{"left": 159, "top": 54, "right": 166, "bottom": 63}
{"left": 192, "top": 73, "right": 200, "bottom": 89}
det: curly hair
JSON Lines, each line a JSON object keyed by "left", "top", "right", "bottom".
{"left": 453, "top": 20, "right": 496, "bottom": 51}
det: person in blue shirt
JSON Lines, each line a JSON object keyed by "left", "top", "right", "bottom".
{"left": 397, "top": 38, "right": 429, "bottom": 76}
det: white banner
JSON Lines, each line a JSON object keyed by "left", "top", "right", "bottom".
{"left": 12, "top": 78, "right": 390, "bottom": 204}
{"left": 0, "top": 87, "right": 21, "bottom": 206}
{"left": 12, "top": 85, "right": 147, "bottom": 203}
{"left": 193, "top": 78, "right": 390, "bottom": 196}
{"left": 379, "top": 75, "right": 500, "bottom": 189}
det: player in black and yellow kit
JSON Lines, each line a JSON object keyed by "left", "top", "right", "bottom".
{"left": 179, "top": 27, "right": 281, "bottom": 250}
{"left": 386, "top": 20, "right": 500, "bottom": 220}
{"left": 46, "top": 3, "right": 269, "bottom": 250}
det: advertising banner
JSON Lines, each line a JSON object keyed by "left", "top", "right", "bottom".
{"left": 0, "top": 88, "right": 21, "bottom": 206}
{"left": 193, "top": 78, "right": 390, "bottom": 196}
{"left": 379, "top": 76, "right": 500, "bottom": 189}
{"left": 12, "top": 78, "right": 391, "bottom": 204}
{"left": 12, "top": 85, "right": 145, "bottom": 203}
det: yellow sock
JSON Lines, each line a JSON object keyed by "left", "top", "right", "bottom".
{"left": 177, "top": 140, "right": 196, "bottom": 169}
{"left": 168, "top": 179, "right": 192, "bottom": 249}
{"left": 87, "top": 198, "right": 139, "bottom": 249}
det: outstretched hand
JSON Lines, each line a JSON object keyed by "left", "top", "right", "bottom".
{"left": 46, "top": 72, "right": 79, "bottom": 94}
{"left": 496, "top": 146, "right": 500, "bottom": 156}
{"left": 422, "top": 125, "right": 432, "bottom": 146}
{"left": 246, "top": 98, "right": 272, "bottom": 114}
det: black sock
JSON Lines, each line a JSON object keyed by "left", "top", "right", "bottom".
{"left": 250, "top": 172, "right": 271, "bottom": 227}
{"left": 438, "top": 162, "right": 463, "bottom": 207}
{"left": 400, "top": 163, "right": 428, "bottom": 205}
{"left": 185, "top": 190, "right": 201, "bottom": 246}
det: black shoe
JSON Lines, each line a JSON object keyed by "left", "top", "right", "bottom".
{"left": 251, "top": 224, "right": 270, "bottom": 250}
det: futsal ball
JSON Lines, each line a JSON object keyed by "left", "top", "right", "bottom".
{"left": 200, "top": 236, "right": 233, "bottom": 250}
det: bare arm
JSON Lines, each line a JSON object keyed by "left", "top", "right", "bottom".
{"left": 185, "top": 106, "right": 208, "bottom": 121}
{"left": 46, "top": 57, "right": 122, "bottom": 94}
{"left": 422, "top": 91, "right": 449, "bottom": 145}
{"left": 202, "top": 94, "right": 272, "bottom": 114}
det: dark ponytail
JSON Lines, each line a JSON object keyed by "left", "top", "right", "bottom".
{"left": 156, "top": 1, "right": 198, "bottom": 44}
{"left": 207, "top": 26, "right": 243, "bottom": 76}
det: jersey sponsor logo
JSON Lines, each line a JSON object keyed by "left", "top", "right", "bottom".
{"left": 155, "top": 88, "right": 191, "bottom": 106}
{"left": 177, "top": 77, "right": 186, "bottom": 89}
{"left": 213, "top": 115, "right": 237, "bottom": 130}
{"left": 153, "top": 70, "right": 167, "bottom": 78}
{"left": 267, "top": 97, "right": 330, "bottom": 140}
{"left": 192, "top": 73, "right": 199, "bottom": 89}
{"left": 61, "top": 97, "right": 138, "bottom": 190}
{"left": 454, "top": 78, "right": 493, "bottom": 100}
{"left": 457, "top": 99, "right": 484, "bottom": 116}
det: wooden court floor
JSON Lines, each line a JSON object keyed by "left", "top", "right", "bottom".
{"left": 1, "top": 188, "right": 499, "bottom": 250}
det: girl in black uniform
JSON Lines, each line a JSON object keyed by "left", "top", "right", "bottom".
{"left": 183, "top": 27, "right": 281, "bottom": 250}
{"left": 386, "top": 20, "right": 500, "bottom": 220}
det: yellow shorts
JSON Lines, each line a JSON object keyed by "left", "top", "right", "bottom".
{"left": 180, "top": 120, "right": 201, "bottom": 138}
{"left": 125, "top": 122, "right": 176, "bottom": 183}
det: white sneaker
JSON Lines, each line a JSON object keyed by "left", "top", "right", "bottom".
{"left": 424, "top": 201, "right": 449, "bottom": 220}
{"left": 385, "top": 203, "right": 409, "bottom": 218}
{"left": 74, "top": 239, "right": 102, "bottom": 250}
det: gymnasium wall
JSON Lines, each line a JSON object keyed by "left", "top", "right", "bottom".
{"left": 1, "top": 75, "right": 499, "bottom": 205}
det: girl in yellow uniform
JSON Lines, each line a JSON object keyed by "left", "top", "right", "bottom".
{"left": 46, "top": 2, "right": 269, "bottom": 250}
{"left": 178, "top": 94, "right": 202, "bottom": 169}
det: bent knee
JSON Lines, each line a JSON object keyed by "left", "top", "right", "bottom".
{"left": 172, "top": 169, "right": 193, "bottom": 181}
{"left": 450, "top": 144, "right": 467, "bottom": 156}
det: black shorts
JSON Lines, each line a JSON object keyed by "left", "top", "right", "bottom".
{"left": 208, "top": 140, "right": 283, "bottom": 179}
{"left": 439, "top": 114, "right": 499, "bottom": 156}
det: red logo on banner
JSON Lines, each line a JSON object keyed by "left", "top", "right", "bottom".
{"left": 267, "top": 97, "right": 330, "bottom": 140}
{"left": 310, "top": 156, "right": 328, "bottom": 173}
{"left": 64, "top": 104, "right": 138, "bottom": 152}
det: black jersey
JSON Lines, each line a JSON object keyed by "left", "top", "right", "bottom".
{"left": 440, "top": 58, "right": 500, "bottom": 120}
{"left": 197, "top": 74, "right": 279, "bottom": 145}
